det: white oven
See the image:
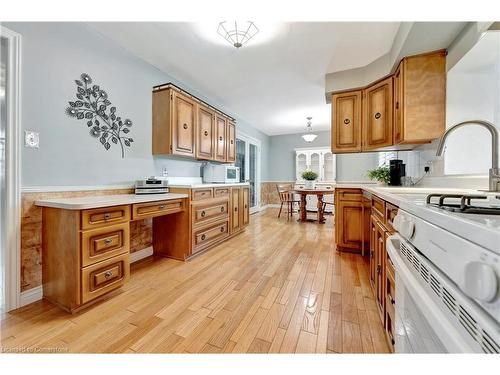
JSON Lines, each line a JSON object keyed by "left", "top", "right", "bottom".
{"left": 387, "top": 214, "right": 500, "bottom": 353}
{"left": 202, "top": 163, "right": 240, "bottom": 184}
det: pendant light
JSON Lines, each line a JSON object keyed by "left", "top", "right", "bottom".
{"left": 302, "top": 117, "right": 317, "bottom": 143}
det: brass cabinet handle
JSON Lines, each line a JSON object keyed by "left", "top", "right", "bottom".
{"left": 104, "top": 271, "right": 113, "bottom": 278}
{"left": 376, "top": 265, "right": 381, "bottom": 275}
{"left": 183, "top": 123, "right": 188, "bottom": 129}
{"left": 370, "top": 250, "right": 374, "bottom": 259}
{"left": 220, "top": 207, "right": 224, "bottom": 212}
{"left": 375, "top": 112, "right": 381, "bottom": 119}
{"left": 201, "top": 211, "right": 206, "bottom": 217}
{"left": 234, "top": 207, "right": 238, "bottom": 212}
{"left": 104, "top": 213, "right": 111, "bottom": 220}
{"left": 244, "top": 204, "right": 247, "bottom": 209}
{"left": 220, "top": 227, "right": 224, "bottom": 233}
{"left": 204, "top": 130, "right": 208, "bottom": 136}
{"left": 219, "top": 136, "right": 223, "bottom": 141}
{"left": 230, "top": 140, "right": 234, "bottom": 144}
{"left": 201, "top": 234, "right": 206, "bottom": 241}
{"left": 104, "top": 238, "right": 113, "bottom": 245}
{"left": 159, "top": 205, "right": 166, "bottom": 210}
{"left": 343, "top": 118, "right": 350, "bottom": 125}
{"left": 395, "top": 101, "right": 399, "bottom": 110}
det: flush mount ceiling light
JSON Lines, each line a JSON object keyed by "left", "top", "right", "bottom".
{"left": 302, "top": 117, "right": 318, "bottom": 143}
{"left": 217, "top": 21, "right": 259, "bottom": 48}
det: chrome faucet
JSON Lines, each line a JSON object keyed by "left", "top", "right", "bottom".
{"left": 436, "top": 120, "right": 500, "bottom": 192}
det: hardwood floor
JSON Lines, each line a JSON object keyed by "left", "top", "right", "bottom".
{"left": 0, "top": 208, "right": 389, "bottom": 354}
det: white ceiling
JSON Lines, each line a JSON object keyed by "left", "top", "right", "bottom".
{"left": 89, "top": 22, "right": 400, "bottom": 135}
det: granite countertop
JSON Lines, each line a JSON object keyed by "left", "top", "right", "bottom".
{"left": 34, "top": 193, "right": 189, "bottom": 210}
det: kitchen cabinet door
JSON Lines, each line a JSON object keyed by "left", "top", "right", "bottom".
{"left": 335, "top": 200, "right": 363, "bottom": 251}
{"left": 226, "top": 121, "right": 236, "bottom": 162}
{"left": 331, "top": 90, "right": 362, "bottom": 153}
{"left": 374, "top": 217, "right": 387, "bottom": 322}
{"left": 196, "top": 105, "right": 215, "bottom": 160}
{"left": 393, "top": 62, "right": 404, "bottom": 144}
{"left": 230, "top": 187, "right": 241, "bottom": 233}
{"left": 240, "top": 187, "right": 250, "bottom": 227}
{"left": 363, "top": 77, "right": 393, "bottom": 150}
{"left": 215, "top": 114, "right": 227, "bottom": 162}
{"left": 369, "top": 215, "right": 377, "bottom": 288}
{"left": 172, "top": 91, "right": 196, "bottom": 157}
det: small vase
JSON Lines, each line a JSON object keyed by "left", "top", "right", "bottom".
{"left": 304, "top": 180, "right": 315, "bottom": 189}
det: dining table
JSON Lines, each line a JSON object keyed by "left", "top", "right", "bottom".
{"left": 291, "top": 188, "right": 335, "bottom": 224}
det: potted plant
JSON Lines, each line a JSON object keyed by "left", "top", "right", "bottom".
{"left": 367, "top": 166, "right": 390, "bottom": 186}
{"left": 301, "top": 170, "right": 318, "bottom": 189}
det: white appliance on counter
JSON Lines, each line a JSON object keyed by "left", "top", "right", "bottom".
{"left": 387, "top": 199, "right": 500, "bottom": 353}
{"left": 202, "top": 163, "right": 240, "bottom": 184}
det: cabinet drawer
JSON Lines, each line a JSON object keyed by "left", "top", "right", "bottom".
{"left": 81, "top": 223, "right": 130, "bottom": 267}
{"left": 81, "top": 205, "right": 130, "bottom": 230}
{"left": 81, "top": 253, "right": 129, "bottom": 304}
{"left": 384, "top": 202, "right": 398, "bottom": 233}
{"left": 371, "top": 194, "right": 385, "bottom": 220}
{"left": 192, "top": 219, "right": 229, "bottom": 254}
{"left": 192, "top": 188, "right": 213, "bottom": 201}
{"left": 192, "top": 198, "right": 229, "bottom": 226}
{"left": 132, "top": 199, "right": 184, "bottom": 220}
{"left": 214, "top": 187, "right": 230, "bottom": 198}
{"left": 336, "top": 188, "right": 362, "bottom": 202}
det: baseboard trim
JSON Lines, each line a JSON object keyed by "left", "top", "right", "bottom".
{"left": 19, "top": 285, "right": 43, "bottom": 307}
{"left": 130, "top": 246, "right": 154, "bottom": 263}
{"left": 18, "top": 246, "right": 155, "bottom": 307}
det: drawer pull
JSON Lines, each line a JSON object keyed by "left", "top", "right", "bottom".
{"left": 244, "top": 204, "right": 247, "bottom": 209}
{"left": 374, "top": 112, "right": 381, "bottom": 119}
{"left": 343, "top": 118, "right": 350, "bottom": 125}
{"left": 104, "top": 213, "right": 111, "bottom": 220}
{"left": 234, "top": 207, "right": 238, "bottom": 212}
{"left": 220, "top": 207, "right": 224, "bottom": 212}
{"left": 104, "top": 238, "right": 113, "bottom": 245}
{"left": 204, "top": 130, "right": 209, "bottom": 136}
{"left": 230, "top": 140, "right": 234, "bottom": 144}
{"left": 183, "top": 123, "right": 188, "bottom": 129}
{"left": 159, "top": 205, "right": 166, "bottom": 210}
{"left": 104, "top": 271, "right": 113, "bottom": 278}
{"left": 201, "top": 234, "right": 206, "bottom": 241}
{"left": 201, "top": 211, "right": 206, "bottom": 217}
{"left": 219, "top": 136, "right": 223, "bottom": 141}
{"left": 220, "top": 227, "right": 224, "bottom": 233}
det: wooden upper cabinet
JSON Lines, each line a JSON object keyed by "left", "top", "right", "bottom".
{"left": 152, "top": 85, "right": 237, "bottom": 162}
{"left": 331, "top": 90, "right": 362, "bottom": 153}
{"left": 226, "top": 121, "right": 236, "bottom": 162}
{"left": 196, "top": 105, "right": 215, "bottom": 160}
{"left": 172, "top": 91, "right": 196, "bottom": 157}
{"left": 393, "top": 63, "right": 403, "bottom": 144}
{"left": 329, "top": 50, "right": 446, "bottom": 153}
{"left": 395, "top": 50, "right": 446, "bottom": 144}
{"left": 363, "top": 77, "right": 393, "bottom": 150}
{"left": 215, "top": 114, "right": 227, "bottom": 162}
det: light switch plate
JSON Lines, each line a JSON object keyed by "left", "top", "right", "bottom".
{"left": 25, "top": 130, "right": 40, "bottom": 148}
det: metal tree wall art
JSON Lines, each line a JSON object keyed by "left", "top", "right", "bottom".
{"left": 65, "top": 73, "right": 134, "bottom": 158}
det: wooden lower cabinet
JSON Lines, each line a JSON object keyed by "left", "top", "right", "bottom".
{"left": 169, "top": 185, "right": 250, "bottom": 259}
{"left": 334, "top": 188, "right": 364, "bottom": 252}
{"left": 335, "top": 189, "right": 398, "bottom": 351}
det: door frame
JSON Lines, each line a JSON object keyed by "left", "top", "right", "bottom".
{"left": 235, "top": 130, "right": 261, "bottom": 214}
{"left": 1, "top": 26, "right": 22, "bottom": 312}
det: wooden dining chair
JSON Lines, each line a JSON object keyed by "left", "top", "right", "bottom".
{"left": 276, "top": 184, "right": 300, "bottom": 220}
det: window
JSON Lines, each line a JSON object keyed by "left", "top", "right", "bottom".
{"left": 378, "top": 151, "right": 397, "bottom": 167}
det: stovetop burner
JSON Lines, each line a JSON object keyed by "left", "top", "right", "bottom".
{"left": 426, "top": 194, "right": 500, "bottom": 215}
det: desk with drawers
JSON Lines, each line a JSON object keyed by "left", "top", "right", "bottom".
{"left": 35, "top": 187, "right": 249, "bottom": 313}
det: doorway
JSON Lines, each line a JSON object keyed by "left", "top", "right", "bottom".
{"left": 235, "top": 132, "right": 261, "bottom": 213}
{"left": 1, "top": 26, "right": 21, "bottom": 312}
